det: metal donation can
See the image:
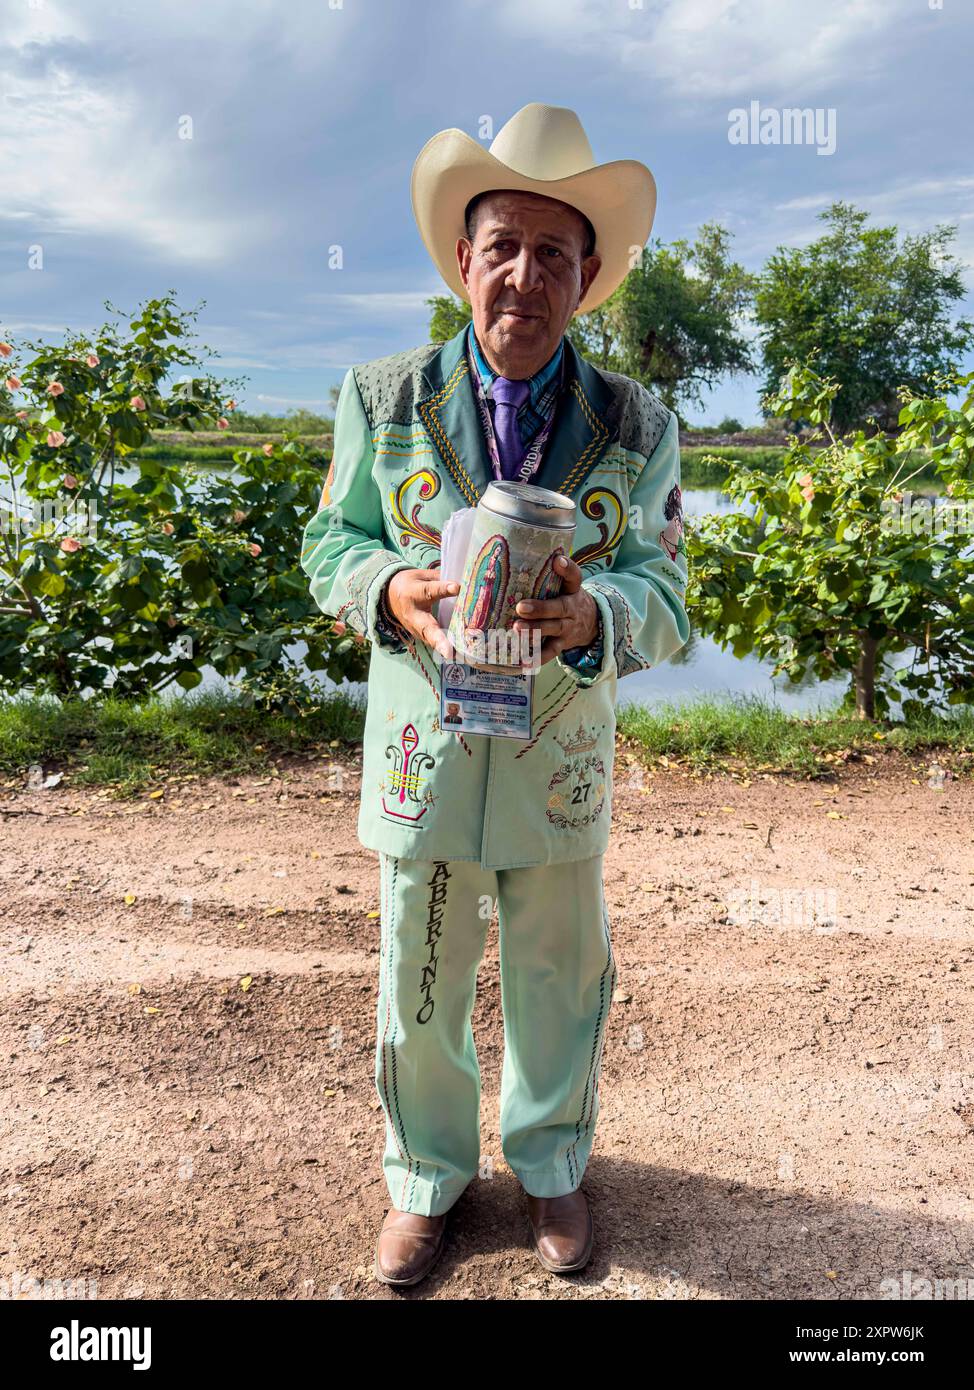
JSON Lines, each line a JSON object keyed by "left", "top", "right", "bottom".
{"left": 447, "top": 481, "right": 576, "bottom": 670}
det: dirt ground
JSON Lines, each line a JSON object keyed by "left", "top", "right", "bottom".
{"left": 2, "top": 744, "right": 973, "bottom": 1301}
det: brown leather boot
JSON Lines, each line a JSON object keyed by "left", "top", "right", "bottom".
{"left": 373, "top": 1208, "right": 448, "bottom": 1287}
{"left": 525, "top": 1189, "right": 593, "bottom": 1273}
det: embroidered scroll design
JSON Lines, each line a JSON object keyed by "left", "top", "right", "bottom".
{"left": 389, "top": 468, "right": 442, "bottom": 555}
{"left": 573, "top": 486, "right": 627, "bottom": 569}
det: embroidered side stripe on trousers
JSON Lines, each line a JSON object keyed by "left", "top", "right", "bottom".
{"left": 370, "top": 853, "right": 614, "bottom": 1216}
{"left": 376, "top": 854, "right": 419, "bottom": 1210}
{"left": 566, "top": 879, "right": 616, "bottom": 1188}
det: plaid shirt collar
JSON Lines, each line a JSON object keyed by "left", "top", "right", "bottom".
{"left": 467, "top": 323, "right": 565, "bottom": 444}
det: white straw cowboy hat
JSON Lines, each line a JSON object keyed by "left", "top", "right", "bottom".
{"left": 410, "top": 102, "right": 657, "bottom": 315}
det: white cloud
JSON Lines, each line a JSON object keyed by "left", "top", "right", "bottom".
{"left": 0, "top": 318, "right": 94, "bottom": 337}
{"left": 773, "top": 194, "right": 839, "bottom": 212}
{"left": 778, "top": 176, "right": 974, "bottom": 268}
{"left": 317, "top": 291, "right": 440, "bottom": 314}
{"left": 0, "top": 0, "right": 365, "bottom": 265}
{"left": 485, "top": 0, "right": 918, "bottom": 106}
{"left": 0, "top": 60, "right": 257, "bottom": 263}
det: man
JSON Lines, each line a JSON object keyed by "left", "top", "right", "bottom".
{"left": 300, "top": 103, "right": 690, "bottom": 1288}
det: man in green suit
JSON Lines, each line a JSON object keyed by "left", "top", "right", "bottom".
{"left": 301, "top": 103, "right": 690, "bottom": 1287}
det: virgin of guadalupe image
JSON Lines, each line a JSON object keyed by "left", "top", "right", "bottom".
{"left": 660, "top": 484, "right": 685, "bottom": 561}
{"left": 462, "top": 534, "right": 510, "bottom": 631}
{"left": 532, "top": 546, "right": 566, "bottom": 601}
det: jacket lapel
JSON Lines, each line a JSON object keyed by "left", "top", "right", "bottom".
{"left": 533, "top": 333, "right": 621, "bottom": 499}
{"left": 416, "top": 322, "right": 621, "bottom": 508}
{"left": 416, "top": 324, "right": 492, "bottom": 508}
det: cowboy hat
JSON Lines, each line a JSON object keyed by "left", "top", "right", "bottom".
{"left": 410, "top": 102, "right": 657, "bottom": 315}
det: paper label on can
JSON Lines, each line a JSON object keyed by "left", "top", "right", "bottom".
{"left": 446, "top": 512, "right": 573, "bottom": 661}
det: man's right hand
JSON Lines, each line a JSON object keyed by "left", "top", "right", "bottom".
{"left": 386, "top": 568, "right": 460, "bottom": 661}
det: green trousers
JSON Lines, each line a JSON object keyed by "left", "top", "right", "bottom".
{"left": 374, "top": 852, "right": 617, "bottom": 1216}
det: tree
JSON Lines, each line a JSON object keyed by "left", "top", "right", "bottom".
{"left": 427, "top": 295, "right": 471, "bottom": 343}
{"left": 687, "top": 356, "right": 974, "bottom": 720}
{"left": 610, "top": 224, "right": 757, "bottom": 414}
{"left": 755, "top": 202, "right": 974, "bottom": 435}
{"left": 565, "top": 302, "right": 627, "bottom": 373}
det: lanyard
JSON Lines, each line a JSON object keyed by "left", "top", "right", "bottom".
{"left": 465, "top": 332, "right": 564, "bottom": 486}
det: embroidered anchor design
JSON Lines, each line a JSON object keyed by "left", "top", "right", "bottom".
{"left": 381, "top": 722, "right": 437, "bottom": 826}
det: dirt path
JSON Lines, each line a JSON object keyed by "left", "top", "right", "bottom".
{"left": 2, "top": 747, "right": 973, "bottom": 1300}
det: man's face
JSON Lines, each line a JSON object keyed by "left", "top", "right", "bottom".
{"left": 456, "top": 190, "right": 602, "bottom": 377}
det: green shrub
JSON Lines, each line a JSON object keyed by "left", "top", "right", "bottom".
{"left": 0, "top": 294, "right": 363, "bottom": 704}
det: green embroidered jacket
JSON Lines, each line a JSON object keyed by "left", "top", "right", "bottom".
{"left": 300, "top": 322, "right": 690, "bottom": 869}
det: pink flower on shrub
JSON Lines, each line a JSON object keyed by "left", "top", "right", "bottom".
{"left": 15, "top": 410, "right": 28, "bottom": 420}
{"left": 232, "top": 509, "right": 247, "bottom": 524}
{"left": 162, "top": 521, "right": 174, "bottom": 535}
{"left": 6, "top": 375, "right": 21, "bottom": 392}
{"left": 248, "top": 542, "right": 261, "bottom": 557}
{"left": 46, "top": 430, "right": 66, "bottom": 447}
{"left": 262, "top": 442, "right": 274, "bottom": 456}
{"left": 225, "top": 399, "right": 236, "bottom": 410}
{"left": 60, "top": 536, "right": 82, "bottom": 553}
{"left": 217, "top": 417, "right": 229, "bottom": 430}
{"left": 130, "top": 395, "right": 147, "bottom": 411}
{"left": 333, "top": 621, "right": 347, "bottom": 634}
{"left": 86, "top": 354, "right": 100, "bottom": 368}
{"left": 0, "top": 342, "right": 12, "bottom": 358}
{"left": 797, "top": 472, "right": 815, "bottom": 502}
{"left": 63, "top": 474, "right": 79, "bottom": 490}
{"left": 48, "top": 381, "right": 65, "bottom": 397}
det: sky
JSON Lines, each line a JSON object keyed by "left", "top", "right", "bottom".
{"left": 2, "top": 0, "right": 972, "bottom": 425}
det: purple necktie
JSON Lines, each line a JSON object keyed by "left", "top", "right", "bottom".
{"left": 491, "top": 376, "right": 531, "bottom": 480}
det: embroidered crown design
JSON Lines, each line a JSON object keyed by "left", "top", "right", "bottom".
{"left": 554, "top": 722, "right": 598, "bottom": 755}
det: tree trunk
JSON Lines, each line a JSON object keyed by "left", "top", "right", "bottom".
{"left": 853, "top": 632, "right": 879, "bottom": 720}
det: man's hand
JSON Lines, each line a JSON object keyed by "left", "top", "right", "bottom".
{"left": 386, "top": 567, "right": 460, "bottom": 660}
{"left": 510, "top": 554, "right": 599, "bottom": 666}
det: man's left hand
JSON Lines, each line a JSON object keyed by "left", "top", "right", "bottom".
{"left": 511, "top": 554, "right": 598, "bottom": 666}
